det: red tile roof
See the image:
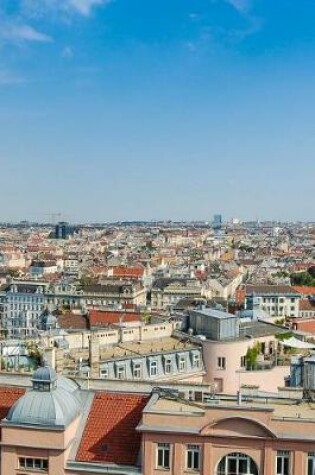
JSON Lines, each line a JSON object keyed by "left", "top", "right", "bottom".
{"left": 89, "top": 310, "right": 141, "bottom": 327}
{"left": 293, "top": 286, "right": 315, "bottom": 296}
{"left": 57, "top": 312, "right": 89, "bottom": 330}
{"left": 0, "top": 387, "right": 25, "bottom": 437}
{"left": 292, "top": 319, "right": 315, "bottom": 334}
{"left": 110, "top": 266, "right": 144, "bottom": 279}
{"left": 76, "top": 392, "right": 149, "bottom": 465}
{"left": 299, "top": 299, "right": 315, "bottom": 311}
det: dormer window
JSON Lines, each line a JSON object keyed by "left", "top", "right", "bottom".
{"left": 33, "top": 379, "right": 57, "bottom": 391}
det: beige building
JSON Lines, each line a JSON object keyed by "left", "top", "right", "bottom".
{"left": 151, "top": 278, "right": 202, "bottom": 310}
{"left": 245, "top": 285, "right": 301, "bottom": 319}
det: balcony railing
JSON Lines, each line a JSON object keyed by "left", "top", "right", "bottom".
{"left": 244, "top": 355, "right": 290, "bottom": 371}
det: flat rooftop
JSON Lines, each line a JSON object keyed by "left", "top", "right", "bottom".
{"left": 152, "top": 393, "right": 315, "bottom": 421}
{"left": 99, "top": 336, "right": 201, "bottom": 361}
{"left": 191, "top": 308, "right": 235, "bottom": 319}
{"left": 238, "top": 321, "right": 288, "bottom": 339}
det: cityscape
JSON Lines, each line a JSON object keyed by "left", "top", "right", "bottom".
{"left": 0, "top": 0, "right": 314, "bottom": 474}
{"left": 0, "top": 218, "right": 314, "bottom": 474}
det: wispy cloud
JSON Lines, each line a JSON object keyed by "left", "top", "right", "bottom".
{"left": 0, "top": 68, "right": 24, "bottom": 86}
{"left": 68, "top": 0, "right": 110, "bottom": 16}
{"left": 222, "top": 0, "right": 262, "bottom": 40}
{"left": 20, "top": 0, "right": 111, "bottom": 18}
{"left": 226, "top": 0, "right": 251, "bottom": 14}
{"left": 0, "top": 24, "right": 52, "bottom": 43}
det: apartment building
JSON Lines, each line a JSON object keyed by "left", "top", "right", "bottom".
{"left": 1, "top": 368, "right": 315, "bottom": 475}
{"left": 97, "top": 338, "right": 204, "bottom": 383}
{"left": 179, "top": 306, "right": 290, "bottom": 393}
{"left": 151, "top": 278, "right": 202, "bottom": 310}
{"left": 0, "top": 282, "right": 48, "bottom": 338}
{"left": 140, "top": 388, "right": 315, "bottom": 475}
{"left": 0, "top": 279, "right": 147, "bottom": 338}
{"left": 245, "top": 285, "right": 301, "bottom": 318}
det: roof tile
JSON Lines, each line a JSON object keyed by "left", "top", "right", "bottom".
{"left": 76, "top": 393, "right": 149, "bottom": 466}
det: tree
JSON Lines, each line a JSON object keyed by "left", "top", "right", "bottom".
{"left": 245, "top": 342, "right": 261, "bottom": 369}
{"left": 290, "top": 272, "right": 315, "bottom": 287}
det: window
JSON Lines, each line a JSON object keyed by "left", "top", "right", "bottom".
{"left": 157, "top": 443, "right": 170, "bottom": 469}
{"left": 19, "top": 458, "right": 48, "bottom": 471}
{"left": 117, "top": 366, "right": 126, "bottom": 380}
{"left": 100, "top": 367, "right": 109, "bottom": 378}
{"left": 240, "top": 356, "right": 246, "bottom": 367}
{"left": 133, "top": 363, "right": 141, "bottom": 379}
{"left": 192, "top": 353, "right": 200, "bottom": 369}
{"left": 179, "top": 356, "right": 186, "bottom": 371}
{"left": 276, "top": 450, "right": 290, "bottom": 475}
{"left": 217, "top": 452, "right": 258, "bottom": 475}
{"left": 217, "top": 357, "right": 226, "bottom": 370}
{"left": 165, "top": 359, "right": 172, "bottom": 374}
{"left": 187, "top": 445, "right": 200, "bottom": 470}
{"left": 308, "top": 452, "right": 315, "bottom": 475}
{"left": 150, "top": 361, "right": 158, "bottom": 377}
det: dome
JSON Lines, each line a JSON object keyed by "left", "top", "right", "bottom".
{"left": 57, "top": 376, "right": 80, "bottom": 397}
{"left": 45, "top": 314, "right": 57, "bottom": 325}
{"left": 32, "top": 366, "right": 57, "bottom": 384}
{"left": 41, "top": 312, "right": 58, "bottom": 330}
{"left": 6, "top": 368, "right": 81, "bottom": 428}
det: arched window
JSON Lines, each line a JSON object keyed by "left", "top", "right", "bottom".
{"left": 217, "top": 452, "right": 258, "bottom": 475}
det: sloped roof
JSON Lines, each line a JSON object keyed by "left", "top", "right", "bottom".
{"left": 89, "top": 310, "right": 141, "bottom": 327}
{"left": 76, "top": 392, "right": 149, "bottom": 465}
{"left": 299, "top": 299, "right": 315, "bottom": 311}
{"left": 0, "top": 387, "right": 25, "bottom": 421}
{"left": 294, "top": 286, "right": 315, "bottom": 296}
{"left": 0, "top": 387, "right": 25, "bottom": 438}
{"left": 111, "top": 266, "right": 144, "bottom": 278}
{"left": 245, "top": 285, "right": 300, "bottom": 296}
{"left": 57, "top": 312, "right": 89, "bottom": 330}
{"left": 280, "top": 337, "right": 315, "bottom": 349}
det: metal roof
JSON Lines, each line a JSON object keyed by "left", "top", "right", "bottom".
{"left": 5, "top": 369, "right": 81, "bottom": 428}
{"left": 6, "top": 388, "right": 81, "bottom": 427}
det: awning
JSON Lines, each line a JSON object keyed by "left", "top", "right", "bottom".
{"left": 280, "top": 337, "right": 315, "bottom": 349}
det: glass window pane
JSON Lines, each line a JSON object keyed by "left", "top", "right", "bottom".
{"left": 157, "top": 449, "right": 163, "bottom": 467}
{"left": 193, "top": 451, "right": 199, "bottom": 469}
{"left": 283, "top": 457, "right": 289, "bottom": 475}
{"left": 164, "top": 449, "right": 170, "bottom": 468}
{"left": 228, "top": 458, "right": 237, "bottom": 473}
{"left": 238, "top": 457, "right": 248, "bottom": 473}
{"left": 217, "top": 453, "right": 258, "bottom": 475}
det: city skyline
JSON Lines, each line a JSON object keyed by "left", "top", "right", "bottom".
{"left": 0, "top": 0, "right": 314, "bottom": 222}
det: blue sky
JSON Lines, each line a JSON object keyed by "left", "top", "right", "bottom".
{"left": 0, "top": 0, "right": 314, "bottom": 223}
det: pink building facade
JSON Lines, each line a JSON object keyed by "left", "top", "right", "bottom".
{"left": 139, "top": 390, "right": 315, "bottom": 475}
{"left": 1, "top": 368, "right": 315, "bottom": 475}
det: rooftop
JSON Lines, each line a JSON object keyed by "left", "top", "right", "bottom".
{"left": 147, "top": 391, "right": 315, "bottom": 422}
{"left": 0, "top": 386, "right": 25, "bottom": 435}
{"left": 76, "top": 392, "right": 149, "bottom": 465}
{"left": 99, "top": 336, "right": 200, "bottom": 361}
{"left": 245, "top": 284, "right": 300, "bottom": 296}
{"left": 191, "top": 307, "right": 235, "bottom": 320}
{"left": 89, "top": 310, "right": 141, "bottom": 327}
